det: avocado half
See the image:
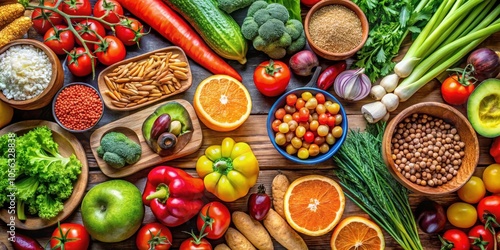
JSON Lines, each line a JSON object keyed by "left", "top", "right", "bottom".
{"left": 467, "top": 78, "right": 500, "bottom": 138}
{"left": 142, "top": 101, "right": 193, "bottom": 156}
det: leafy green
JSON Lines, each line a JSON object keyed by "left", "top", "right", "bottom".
{"left": 332, "top": 123, "right": 424, "bottom": 250}
{"left": 266, "top": 0, "right": 301, "bottom": 22}
{"left": 352, "top": 0, "right": 443, "bottom": 82}
{"left": 0, "top": 126, "right": 82, "bottom": 220}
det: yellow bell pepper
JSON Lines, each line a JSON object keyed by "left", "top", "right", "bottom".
{"left": 196, "top": 137, "right": 259, "bottom": 202}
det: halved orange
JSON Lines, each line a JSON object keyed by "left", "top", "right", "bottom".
{"left": 193, "top": 75, "right": 252, "bottom": 132}
{"left": 284, "top": 175, "right": 345, "bottom": 236}
{"left": 330, "top": 216, "right": 385, "bottom": 250}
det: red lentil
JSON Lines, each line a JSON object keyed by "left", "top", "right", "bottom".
{"left": 54, "top": 84, "right": 103, "bottom": 131}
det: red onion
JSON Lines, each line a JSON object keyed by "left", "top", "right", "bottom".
{"left": 334, "top": 68, "right": 371, "bottom": 101}
{"left": 467, "top": 48, "right": 500, "bottom": 81}
{"left": 289, "top": 50, "right": 319, "bottom": 76}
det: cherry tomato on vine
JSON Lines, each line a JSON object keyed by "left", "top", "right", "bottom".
{"left": 248, "top": 184, "right": 271, "bottom": 221}
{"left": 43, "top": 25, "right": 75, "bottom": 55}
{"left": 179, "top": 237, "right": 212, "bottom": 250}
{"left": 468, "top": 225, "right": 494, "bottom": 250}
{"left": 94, "top": 36, "right": 126, "bottom": 66}
{"left": 74, "top": 19, "right": 106, "bottom": 48}
{"left": 441, "top": 75, "right": 475, "bottom": 105}
{"left": 483, "top": 164, "right": 500, "bottom": 194}
{"left": 457, "top": 176, "right": 486, "bottom": 204}
{"left": 136, "top": 222, "right": 172, "bottom": 250}
{"left": 440, "top": 229, "right": 470, "bottom": 250}
{"left": 31, "top": 1, "right": 64, "bottom": 35}
{"left": 477, "top": 195, "right": 500, "bottom": 225}
{"left": 115, "top": 17, "right": 144, "bottom": 46}
{"left": 61, "top": 0, "right": 92, "bottom": 23}
{"left": 196, "top": 201, "right": 230, "bottom": 240}
{"left": 67, "top": 47, "right": 96, "bottom": 77}
{"left": 50, "top": 223, "right": 90, "bottom": 250}
{"left": 93, "top": 0, "right": 124, "bottom": 29}
{"left": 253, "top": 60, "right": 291, "bottom": 97}
{"left": 446, "top": 202, "right": 477, "bottom": 228}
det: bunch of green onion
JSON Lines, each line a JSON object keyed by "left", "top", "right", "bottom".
{"left": 362, "top": 0, "right": 500, "bottom": 123}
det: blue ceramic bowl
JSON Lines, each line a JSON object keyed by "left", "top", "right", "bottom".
{"left": 266, "top": 87, "right": 348, "bottom": 164}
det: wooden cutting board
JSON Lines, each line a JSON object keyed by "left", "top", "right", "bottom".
{"left": 89, "top": 99, "right": 202, "bottom": 178}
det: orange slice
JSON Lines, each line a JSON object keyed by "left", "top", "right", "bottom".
{"left": 283, "top": 175, "right": 345, "bottom": 236}
{"left": 330, "top": 216, "right": 385, "bottom": 250}
{"left": 193, "top": 75, "right": 252, "bottom": 132}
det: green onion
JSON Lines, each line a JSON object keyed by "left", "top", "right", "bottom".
{"left": 333, "top": 123, "right": 424, "bottom": 250}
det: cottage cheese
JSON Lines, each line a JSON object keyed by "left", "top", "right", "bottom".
{"left": 0, "top": 45, "right": 52, "bottom": 100}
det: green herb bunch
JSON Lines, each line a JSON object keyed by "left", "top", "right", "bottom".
{"left": 333, "top": 123, "right": 424, "bottom": 250}
{"left": 352, "top": 0, "right": 443, "bottom": 82}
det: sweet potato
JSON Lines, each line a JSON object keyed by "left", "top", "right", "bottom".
{"left": 263, "top": 209, "right": 308, "bottom": 250}
{"left": 232, "top": 211, "right": 274, "bottom": 250}
{"left": 214, "top": 243, "right": 231, "bottom": 250}
{"left": 225, "top": 227, "right": 257, "bottom": 250}
{"left": 272, "top": 172, "right": 290, "bottom": 218}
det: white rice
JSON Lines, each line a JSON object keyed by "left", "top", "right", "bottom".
{"left": 0, "top": 44, "right": 52, "bottom": 100}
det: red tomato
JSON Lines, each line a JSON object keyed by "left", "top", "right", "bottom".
{"left": 115, "top": 17, "right": 144, "bottom": 46}
{"left": 440, "top": 229, "right": 471, "bottom": 250}
{"left": 298, "top": 107, "right": 309, "bottom": 122}
{"left": 179, "top": 237, "right": 212, "bottom": 250}
{"left": 93, "top": 0, "right": 124, "bottom": 28}
{"left": 74, "top": 20, "right": 106, "bottom": 48}
{"left": 94, "top": 36, "right": 126, "bottom": 66}
{"left": 67, "top": 47, "right": 96, "bottom": 77}
{"left": 31, "top": 1, "right": 64, "bottom": 35}
{"left": 477, "top": 195, "right": 500, "bottom": 225}
{"left": 253, "top": 60, "right": 291, "bottom": 97}
{"left": 441, "top": 75, "right": 475, "bottom": 105}
{"left": 136, "top": 222, "right": 172, "bottom": 250}
{"left": 286, "top": 94, "right": 297, "bottom": 106}
{"left": 196, "top": 201, "right": 230, "bottom": 240}
{"left": 61, "top": 0, "right": 92, "bottom": 23}
{"left": 468, "top": 225, "right": 494, "bottom": 250}
{"left": 304, "top": 131, "right": 315, "bottom": 144}
{"left": 301, "top": 0, "right": 322, "bottom": 7}
{"left": 50, "top": 223, "right": 90, "bottom": 250}
{"left": 43, "top": 25, "right": 75, "bottom": 55}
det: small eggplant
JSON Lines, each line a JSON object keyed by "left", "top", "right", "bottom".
{"left": 151, "top": 114, "right": 171, "bottom": 140}
{"left": 415, "top": 199, "right": 446, "bottom": 234}
{"left": 157, "top": 132, "right": 177, "bottom": 150}
{"left": 11, "top": 234, "right": 44, "bottom": 250}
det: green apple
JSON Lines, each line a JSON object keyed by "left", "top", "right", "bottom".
{"left": 81, "top": 179, "right": 144, "bottom": 243}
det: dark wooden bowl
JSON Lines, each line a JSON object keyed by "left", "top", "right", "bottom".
{"left": 0, "top": 39, "right": 64, "bottom": 110}
{"left": 382, "top": 102, "right": 479, "bottom": 195}
{"left": 304, "top": 0, "right": 369, "bottom": 60}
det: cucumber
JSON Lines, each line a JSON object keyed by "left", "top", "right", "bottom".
{"left": 166, "top": 0, "right": 248, "bottom": 64}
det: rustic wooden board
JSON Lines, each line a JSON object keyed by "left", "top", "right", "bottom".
{"left": 97, "top": 46, "right": 192, "bottom": 112}
{"left": 89, "top": 99, "right": 202, "bottom": 178}
{"left": 0, "top": 120, "right": 88, "bottom": 230}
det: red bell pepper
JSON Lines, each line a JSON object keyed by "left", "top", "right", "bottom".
{"left": 490, "top": 137, "right": 500, "bottom": 163}
{"left": 143, "top": 166, "right": 205, "bottom": 227}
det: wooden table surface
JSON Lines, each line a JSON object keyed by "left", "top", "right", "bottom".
{"left": 1, "top": 2, "right": 499, "bottom": 249}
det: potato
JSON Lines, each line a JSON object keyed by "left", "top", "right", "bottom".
{"left": 263, "top": 209, "right": 308, "bottom": 250}
{"left": 272, "top": 172, "right": 290, "bottom": 218}
{"left": 232, "top": 211, "right": 274, "bottom": 250}
{"left": 225, "top": 227, "right": 257, "bottom": 250}
{"left": 214, "top": 243, "right": 231, "bottom": 250}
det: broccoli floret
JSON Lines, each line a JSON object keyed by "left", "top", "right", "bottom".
{"left": 99, "top": 132, "right": 142, "bottom": 168}
{"left": 285, "top": 19, "right": 303, "bottom": 40}
{"left": 263, "top": 45, "right": 287, "bottom": 60}
{"left": 241, "top": 16, "right": 259, "bottom": 40}
{"left": 258, "top": 18, "right": 285, "bottom": 42}
{"left": 253, "top": 8, "right": 272, "bottom": 26}
{"left": 253, "top": 36, "right": 268, "bottom": 51}
{"left": 96, "top": 146, "right": 105, "bottom": 158}
{"left": 287, "top": 31, "right": 306, "bottom": 54}
{"left": 247, "top": 0, "right": 267, "bottom": 16}
{"left": 102, "top": 152, "right": 126, "bottom": 169}
{"left": 267, "top": 3, "right": 289, "bottom": 23}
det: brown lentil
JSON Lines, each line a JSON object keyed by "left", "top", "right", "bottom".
{"left": 54, "top": 84, "right": 103, "bottom": 131}
{"left": 308, "top": 5, "right": 363, "bottom": 53}
{"left": 391, "top": 114, "right": 465, "bottom": 187}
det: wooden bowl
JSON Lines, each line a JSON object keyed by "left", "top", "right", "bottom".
{"left": 382, "top": 102, "right": 479, "bottom": 195}
{"left": 0, "top": 39, "right": 64, "bottom": 110}
{"left": 0, "top": 120, "right": 88, "bottom": 230}
{"left": 97, "top": 46, "right": 192, "bottom": 112}
{"left": 304, "top": 0, "right": 369, "bottom": 60}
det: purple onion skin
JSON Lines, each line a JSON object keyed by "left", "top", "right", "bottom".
{"left": 415, "top": 200, "right": 446, "bottom": 234}
{"left": 11, "top": 234, "right": 44, "bottom": 250}
{"left": 467, "top": 48, "right": 500, "bottom": 82}
{"left": 289, "top": 50, "right": 319, "bottom": 76}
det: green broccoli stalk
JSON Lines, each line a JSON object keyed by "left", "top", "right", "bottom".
{"left": 241, "top": 1, "right": 305, "bottom": 59}
{"left": 97, "top": 132, "right": 142, "bottom": 169}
